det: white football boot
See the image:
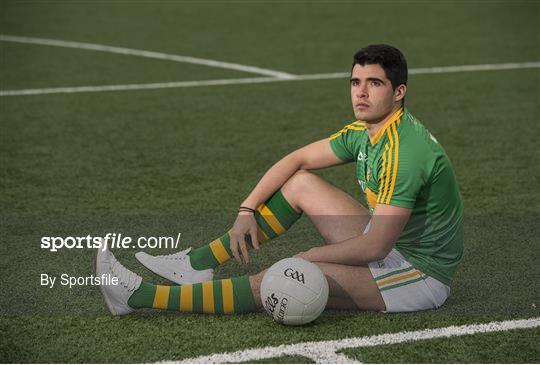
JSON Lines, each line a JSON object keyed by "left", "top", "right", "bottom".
{"left": 96, "top": 246, "right": 142, "bottom": 315}
{"left": 135, "top": 247, "right": 213, "bottom": 285}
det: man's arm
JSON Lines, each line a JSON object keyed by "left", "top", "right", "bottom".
{"left": 241, "top": 138, "right": 346, "bottom": 209}
{"left": 296, "top": 204, "right": 411, "bottom": 264}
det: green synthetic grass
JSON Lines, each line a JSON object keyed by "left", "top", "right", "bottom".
{"left": 0, "top": 41, "right": 247, "bottom": 89}
{"left": 1, "top": 1, "right": 538, "bottom": 75}
{"left": 1, "top": 0, "right": 539, "bottom": 363}
{"left": 342, "top": 327, "right": 540, "bottom": 363}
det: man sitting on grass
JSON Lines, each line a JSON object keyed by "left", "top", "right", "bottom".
{"left": 97, "top": 44, "right": 463, "bottom": 315}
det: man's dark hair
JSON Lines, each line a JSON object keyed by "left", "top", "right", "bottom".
{"left": 352, "top": 44, "right": 408, "bottom": 90}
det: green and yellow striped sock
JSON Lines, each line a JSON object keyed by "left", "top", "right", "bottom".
{"left": 188, "top": 190, "right": 301, "bottom": 270}
{"left": 127, "top": 275, "right": 257, "bottom": 314}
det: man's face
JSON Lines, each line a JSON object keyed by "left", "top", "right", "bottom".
{"left": 350, "top": 63, "right": 403, "bottom": 123}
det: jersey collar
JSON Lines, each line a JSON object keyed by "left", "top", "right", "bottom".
{"left": 369, "top": 107, "right": 404, "bottom": 145}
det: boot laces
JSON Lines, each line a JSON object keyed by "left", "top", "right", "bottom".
{"left": 110, "top": 256, "right": 140, "bottom": 292}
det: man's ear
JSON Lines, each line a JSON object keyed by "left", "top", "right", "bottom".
{"left": 394, "top": 84, "right": 406, "bottom": 102}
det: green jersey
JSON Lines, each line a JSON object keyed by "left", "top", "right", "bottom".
{"left": 329, "top": 107, "right": 463, "bottom": 286}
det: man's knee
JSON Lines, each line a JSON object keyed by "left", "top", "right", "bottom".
{"left": 314, "top": 262, "right": 386, "bottom": 311}
{"left": 281, "top": 169, "right": 317, "bottom": 199}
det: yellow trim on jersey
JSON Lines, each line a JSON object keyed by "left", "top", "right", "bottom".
{"left": 378, "top": 140, "right": 393, "bottom": 204}
{"left": 257, "top": 204, "right": 286, "bottom": 235}
{"left": 386, "top": 123, "right": 400, "bottom": 204}
{"left": 329, "top": 121, "right": 366, "bottom": 140}
{"left": 202, "top": 281, "right": 215, "bottom": 313}
{"left": 378, "top": 144, "right": 388, "bottom": 204}
{"left": 209, "top": 239, "right": 230, "bottom": 264}
{"left": 152, "top": 285, "right": 170, "bottom": 310}
{"left": 369, "top": 108, "right": 403, "bottom": 145}
{"left": 221, "top": 279, "right": 234, "bottom": 314}
{"left": 365, "top": 187, "right": 378, "bottom": 210}
{"left": 377, "top": 114, "right": 403, "bottom": 204}
{"left": 180, "top": 284, "right": 193, "bottom": 312}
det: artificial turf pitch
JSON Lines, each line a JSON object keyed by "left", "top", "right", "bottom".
{"left": 1, "top": 1, "right": 539, "bottom": 363}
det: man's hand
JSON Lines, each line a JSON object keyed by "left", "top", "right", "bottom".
{"left": 229, "top": 211, "right": 260, "bottom": 264}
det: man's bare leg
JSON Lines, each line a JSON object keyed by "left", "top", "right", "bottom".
{"left": 281, "top": 169, "right": 371, "bottom": 244}
{"left": 250, "top": 170, "right": 385, "bottom": 311}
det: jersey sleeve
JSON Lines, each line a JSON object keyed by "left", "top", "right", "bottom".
{"left": 377, "top": 137, "right": 432, "bottom": 209}
{"left": 328, "top": 122, "right": 365, "bottom": 162}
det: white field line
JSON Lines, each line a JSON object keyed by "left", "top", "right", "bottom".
{"left": 171, "top": 317, "right": 540, "bottom": 364}
{"left": 0, "top": 34, "right": 296, "bottom": 79}
{"left": 1, "top": 62, "right": 539, "bottom": 97}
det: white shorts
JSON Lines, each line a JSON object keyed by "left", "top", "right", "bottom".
{"left": 368, "top": 248, "right": 451, "bottom": 313}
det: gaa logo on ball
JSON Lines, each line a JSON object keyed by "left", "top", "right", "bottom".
{"left": 260, "top": 258, "right": 329, "bottom": 325}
